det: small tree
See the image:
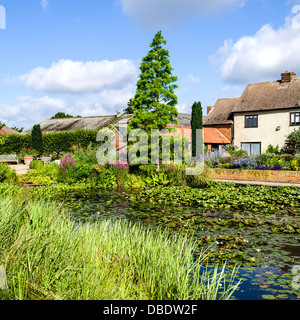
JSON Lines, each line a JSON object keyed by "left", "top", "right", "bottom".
{"left": 281, "top": 128, "right": 300, "bottom": 155}
{"left": 191, "top": 101, "right": 203, "bottom": 157}
{"left": 31, "top": 124, "right": 43, "bottom": 154}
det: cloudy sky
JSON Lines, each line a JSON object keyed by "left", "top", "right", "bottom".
{"left": 0, "top": 0, "right": 300, "bottom": 129}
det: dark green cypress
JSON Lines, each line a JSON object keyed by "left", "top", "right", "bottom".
{"left": 191, "top": 101, "right": 203, "bottom": 157}
{"left": 31, "top": 124, "right": 43, "bottom": 153}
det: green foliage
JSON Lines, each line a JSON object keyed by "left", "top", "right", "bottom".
{"left": 22, "top": 163, "right": 60, "bottom": 185}
{"left": 29, "top": 160, "right": 44, "bottom": 170}
{"left": 11, "top": 126, "right": 24, "bottom": 133}
{"left": 266, "top": 144, "right": 279, "bottom": 154}
{"left": 128, "top": 31, "right": 179, "bottom": 133}
{"left": 31, "top": 124, "right": 43, "bottom": 153}
{"left": 42, "top": 129, "right": 100, "bottom": 155}
{"left": 0, "top": 163, "right": 19, "bottom": 184}
{"left": 0, "top": 134, "right": 31, "bottom": 154}
{"left": 281, "top": 127, "right": 300, "bottom": 155}
{"left": 0, "top": 194, "right": 240, "bottom": 300}
{"left": 92, "top": 165, "right": 117, "bottom": 188}
{"left": 138, "top": 164, "right": 157, "bottom": 176}
{"left": 191, "top": 101, "right": 203, "bottom": 157}
{"left": 225, "top": 145, "right": 247, "bottom": 157}
{"left": 0, "top": 129, "right": 100, "bottom": 155}
{"left": 145, "top": 172, "right": 171, "bottom": 187}
{"left": 137, "top": 182, "right": 300, "bottom": 213}
{"left": 51, "top": 112, "right": 80, "bottom": 119}
{"left": 0, "top": 121, "right": 5, "bottom": 130}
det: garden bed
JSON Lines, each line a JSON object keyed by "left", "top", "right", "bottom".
{"left": 208, "top": 168, "right": 300, "bottom": 184}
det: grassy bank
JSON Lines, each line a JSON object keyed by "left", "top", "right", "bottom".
{"left": 0, "top": 191, "right": 240, "bottom": 300}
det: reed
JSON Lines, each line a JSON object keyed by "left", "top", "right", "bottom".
{"left": 0, "top": 194, "right": 241, "bottom": 300}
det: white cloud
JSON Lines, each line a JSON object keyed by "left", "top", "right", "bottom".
{"left": 18, "top": 59, "right": 138, "bottom": 94}
{"left": 40, "top": 0, "right": 48, "bottom": 10}
{"left": 183, "top": 74, "right": 201, "bottom": 85}
{"left": 2, "top": 59, "right": 138, "bottom": 129}
{"left": 0, "top": 96, "right": 66, "bottom": 127}
{"left": 119, "top": 0, "right": 244, "bottom": 28}
{"left": 0, "top": 86, "right": 136, "bottom": 129}
{"left": 213, "top": 15, "right": 300, "bottom": 83}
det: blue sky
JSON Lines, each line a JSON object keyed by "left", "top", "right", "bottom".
{"left": 0, "top": 0, "right": 300, "bottom": 129}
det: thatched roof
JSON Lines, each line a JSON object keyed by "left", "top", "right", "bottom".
{"left": 23, "top": 113, "right": 192, "bottom": 134}
{"left": 23, "top": 115, "right": 129, "bottom": 134}
{"left": 233, "top": 78, "right": 300, "bottom": 113}
{"left": 173, "top": 113, "right": 192, "bottom": 127}
{"left": 0, "top": 126, "right": 20, "bottom": 136}
{"left": 203, "top": 98, "right": 238, "bottom": 126}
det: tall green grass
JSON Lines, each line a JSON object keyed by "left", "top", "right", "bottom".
{"left": 0, "top": 193, "right": 241, "bottom": 300}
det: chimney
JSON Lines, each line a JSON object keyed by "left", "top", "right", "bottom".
{"left": 116, "top": 110, "right": 122, "bottom": 117}
{"left": 207, "top": 106, "right": 213, "bottom": 114}
{"left": 281, "top": 71, "right": 296, "bottom": 83}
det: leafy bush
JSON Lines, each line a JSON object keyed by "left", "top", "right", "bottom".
{"left": 0, "top": 129, "right": 101, "bottom": 155}
{"left": 73, "top": 162, "right": 93, "bottom": 180}
{"left": 92, "top": 165, "right": 117, "bottom": 188}
{"left": 138, "top": 164, "right": 157, "bottom": 176}
{"left": 0, "top": 164, "right": 19, "bottom": 184}
{"left": 266, "top": 144, "right": 279, "bottom": 154}
{"left": 22, "top": 163, "right": 59, "bottom": 185}
{"left": 29, "top": 160, "right": 44, "bottom": 170}
{"left": 145, "top": 172, "right": 171, "bottom": 187}
{"left": 281, "top": 128, "right": 300, "bottom": 155}
{"left": 225, "top": 145, "right": 247, "bottom": 157}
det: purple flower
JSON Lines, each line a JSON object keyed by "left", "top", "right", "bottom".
{"left": 272, "top": 165, "right": 282, "bottom": 171}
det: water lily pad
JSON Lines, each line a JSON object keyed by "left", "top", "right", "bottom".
{"left": 262, "top": 294, "right": 276, "bottom": 300}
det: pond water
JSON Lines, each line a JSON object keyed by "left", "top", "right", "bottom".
{"left": 58, "top": 188, "right": 300, "bottom": 300}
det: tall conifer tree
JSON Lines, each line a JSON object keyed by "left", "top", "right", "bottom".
{"left": 191, "top": 101, "right": 203, "bottom": 157}
{"left": 31, "top": 124, "right": 43, "bottom": 153}
{"left": 128, "top": 31, "right": 179, "bottom": 132}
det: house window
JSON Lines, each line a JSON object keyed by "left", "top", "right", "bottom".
{"left": 245, "top": 115, "right": 258, "bottom": 128}
{"left": 241, "top": 143, "right": 261, "bottom": 156}
{"left": 290, "top": 112, "right": 300, "bottom": 126}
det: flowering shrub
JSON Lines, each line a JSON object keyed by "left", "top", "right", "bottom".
{"left": 59, "top": 155, "right": 76, "bottom": 175}
{"left": 20, "top": 146, "right": 39, "bottom": 156}
{"left": 291, "top": 159, "right": 299, "bottom": 171}
{"left": 107, "top": 160, "right": 129, "bottom": 172}
{"left": 231, "top": 157, "right": 258, "bottom": 169}
{"left": 108, "top": 160, "right": 129, "bottom": 190}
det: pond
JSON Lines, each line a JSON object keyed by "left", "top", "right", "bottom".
{"left": 58, "top": 188, "right": 300, "bottom": 300}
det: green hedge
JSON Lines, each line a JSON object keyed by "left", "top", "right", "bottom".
{"left": 0, "top": 129, "right": 101, "bottom": 155}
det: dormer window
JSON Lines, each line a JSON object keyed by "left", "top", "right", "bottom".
{"left": 245, "top": 115, "right": 258, "bottom": 128}
{"left": 290, "top": 112, "right": 300, "bottom": 126}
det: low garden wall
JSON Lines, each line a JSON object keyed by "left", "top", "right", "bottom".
{"left": 208, "top": 168, "right": 300, "bottom": 184}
